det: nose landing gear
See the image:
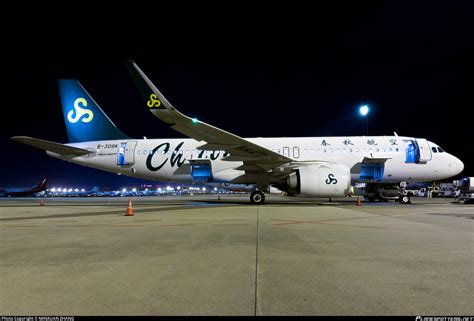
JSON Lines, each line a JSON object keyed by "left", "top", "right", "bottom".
{"left": 399, "top": 194, "right": 411, "bottom": 204}
{"left": 399, "top": 181, "right": 411, "bottom": 204}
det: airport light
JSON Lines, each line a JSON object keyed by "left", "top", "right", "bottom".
{"left": 74, "top": 188, "right": 79, "bottom": 192}
{"left": 122, "top": 188, "right": 127, "bottom": 193}
{"left": 359, "top": 105, "right": 369, "bottom": 116}
{"left": 132, "top": 188, "right": 137, "bottom": 192}
{"left": 359, "top": 105, "right": 370, "bottom": 135}
{"left": 81, "top": 189, "right": 85, "bottom": 192}
{"left": 51, "top": 188, "right": 56, "bottom": 192}
{"left": 214, "top": 187, "right": 218, "bottom": 191}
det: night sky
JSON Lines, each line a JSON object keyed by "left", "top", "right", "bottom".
{"left": 3, "top": 3, "right": 473, "bottom": 188}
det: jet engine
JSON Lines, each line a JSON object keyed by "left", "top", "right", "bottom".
{"left": 286, "top": 163, "right": 351, "bottom": 197}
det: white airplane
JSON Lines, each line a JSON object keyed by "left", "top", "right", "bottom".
{"left": 11, "top": 61, "right": 464, "bottom": 204}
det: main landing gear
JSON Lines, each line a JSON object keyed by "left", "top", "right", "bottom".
{"left": 250, "top": 190, "right": 265, "bottom": 205}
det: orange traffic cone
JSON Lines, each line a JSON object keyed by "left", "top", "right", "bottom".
{"left": 125, "top": 198, "right": 134, "bottom": 216}
{"left": 40, "top": 198, "right": 45, "bottom": 206}
{"left": 356, "top": 196, "right": 362, "bottom": 206}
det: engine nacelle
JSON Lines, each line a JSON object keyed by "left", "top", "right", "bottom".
{"left": 287, "top": 164, "right": 351, "bottom": 197}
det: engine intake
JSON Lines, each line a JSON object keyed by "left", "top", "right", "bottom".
{"left": 287, "top": 164, "right": 351, "bottom": 197}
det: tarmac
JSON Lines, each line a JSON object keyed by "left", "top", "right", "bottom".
{"left": 0, "top": 195, "right": 472, "bottom": 315}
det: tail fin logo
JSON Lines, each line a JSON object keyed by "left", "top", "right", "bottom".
{"left": 67, "top": 98, "right": 94, "bottom": 123}
{"left": 147, "top": 94, "right": 162, "bottom": 108}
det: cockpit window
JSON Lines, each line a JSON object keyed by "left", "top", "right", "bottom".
{"left": 431, "top": 147, "right": 438, "bottom": 153}
{"left": 437, "top": 147, "right": 445, "bottom": 153}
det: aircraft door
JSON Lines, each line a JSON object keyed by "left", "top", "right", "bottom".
{"left": 416, "top": 138, "right": 432, "bottom": 161}
{"left": 117, "top": 141, "right": 138, "bottom": 166}
{"left": 404, "top": 140, "right": 418, "bottom": 163}
{"left": 293, "top": 146, "right": 300, "bottom": 159}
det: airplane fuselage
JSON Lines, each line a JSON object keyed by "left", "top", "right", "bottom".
{"left": 47, "top": 135, "right": 463, "bottom": 186}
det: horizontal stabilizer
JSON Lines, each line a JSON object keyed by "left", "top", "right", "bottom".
{"left": 11, "top": 136, "right": 92, "bottom": 156}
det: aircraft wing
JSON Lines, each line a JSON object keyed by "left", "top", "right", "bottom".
{"left": 11, "top": 136, "right": 93, "bottom": 157}
{"left": 127, "top": 60, "right": 293, "bottom": 171}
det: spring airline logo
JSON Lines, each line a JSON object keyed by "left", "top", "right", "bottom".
{"left": 147, "top": 94, "right": 162, "bottom": 108}
{"left": 325, "top": 174, "right": 338, "bottom": 184}
{"left": 67, "top": 98, "right": 94, "bottom": 123}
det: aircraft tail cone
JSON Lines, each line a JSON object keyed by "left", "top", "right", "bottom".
{"left": 40, "top": 198, "right": 45, "bottom": 206}
{"left": 356, "top": 196, "right": 362, "bottom": 206}
{"left": 125, "top": 198, "right": 134, "bottom": 216}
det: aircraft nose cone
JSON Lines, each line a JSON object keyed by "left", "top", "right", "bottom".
{"left": 455, "top": 157, "right": 464, "bottom": 175}
{"left": 450, "top": 155, "right": 464, "bottom": 176}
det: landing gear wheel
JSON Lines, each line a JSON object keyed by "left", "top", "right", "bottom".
{"left": 250, "top": 190, "right": 265, "bottom": 205}
{"left": 399, "top": 195, "right": 411, "bottom": 204}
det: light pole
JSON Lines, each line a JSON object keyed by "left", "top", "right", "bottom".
{"left": 359, "top": 105, "right": 369, "bottom": 135}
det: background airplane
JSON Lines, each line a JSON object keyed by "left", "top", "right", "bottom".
{"left": 0, "top": 177, "right": 48, "bottom": 197}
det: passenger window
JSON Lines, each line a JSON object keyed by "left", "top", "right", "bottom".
{"left": 431, "top": 147, "right": 438, "bottom": 153}
{"left": 137, "top": 150, "right": 141, "bottom": 155}
{"left": 143, "top": 150, "right": 147, "bottom": 154}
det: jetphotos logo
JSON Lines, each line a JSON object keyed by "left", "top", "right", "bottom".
{"left": 67, "top": 98, "right": 94, "bottom": 123}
